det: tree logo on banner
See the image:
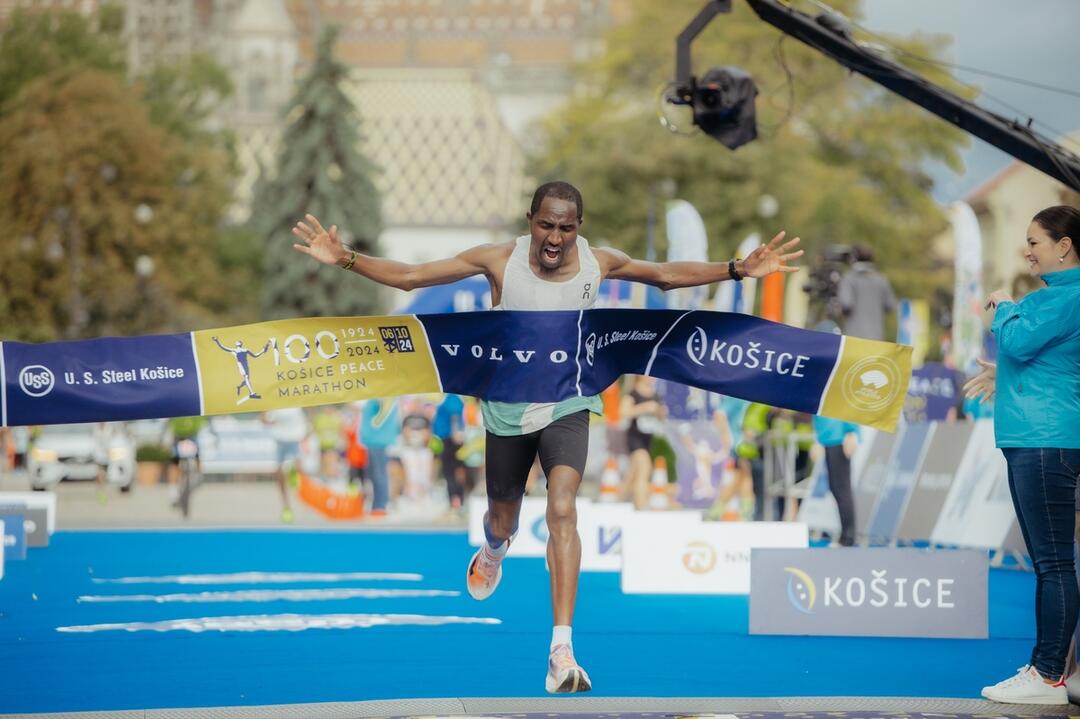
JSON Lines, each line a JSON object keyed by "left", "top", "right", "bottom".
{"left": 840, "top": 356, "right": 902, "bottom": 413}
{"left": 681, "top": 540, "right": 716, "bottom": 574}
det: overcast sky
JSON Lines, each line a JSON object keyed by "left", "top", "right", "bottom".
{"left": 859, "top": 0, "right": 1080, "bottom": 201}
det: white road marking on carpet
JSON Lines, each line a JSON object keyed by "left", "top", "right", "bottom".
{"left": 78, "top": 588, "right": 459, "bottom": 603}
{"left": 90, "top": 571, "right": 422, "bottom": 585}
{"left": 58, "top": 613, "right": 501, "bottom": 633}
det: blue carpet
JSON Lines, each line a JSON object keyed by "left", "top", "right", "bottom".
{"left": 0, "top": 531, "right": 1039, "bottom": 713}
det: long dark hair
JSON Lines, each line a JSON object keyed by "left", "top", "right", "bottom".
{"left": 1032, "top": 205, "right": 1080, "bottom": 259}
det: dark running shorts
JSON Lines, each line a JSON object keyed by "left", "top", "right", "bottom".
{"left": 485, "top": 410, "right": 590, "bottom": 501}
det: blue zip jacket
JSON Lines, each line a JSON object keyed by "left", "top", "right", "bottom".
{"left": 991, "top": 265, "right": 1080, "bottom": 449}
{"left": 812, "top": 416, "right": 861, "bottom": 448}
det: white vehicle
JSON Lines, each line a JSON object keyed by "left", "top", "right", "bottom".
{"left": 28, "top": 423, "right": 135, "bottom": 492}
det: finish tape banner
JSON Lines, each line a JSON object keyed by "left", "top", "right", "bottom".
{"left": 1, "top": 310, "right": 911, "bottom": 431}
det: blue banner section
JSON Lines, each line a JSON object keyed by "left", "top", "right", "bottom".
{"left": 420, "top": 311, "right": 588, "bottom": 403}
{"left": 3, "top": 334, "right": 201, "bottom": 426}
{"left": 644, "top": 311, "right": 842, "bottom": 414}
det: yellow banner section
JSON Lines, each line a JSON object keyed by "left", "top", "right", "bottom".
{"left": 194, "top": 316, "right": 441, "bottom": 415}
{"left": 819, "top": 336, "right": 913, "bottom": 432}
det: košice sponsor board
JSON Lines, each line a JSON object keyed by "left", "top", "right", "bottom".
{"left": 749, "top": 547, "right": 987, "bottom": 638}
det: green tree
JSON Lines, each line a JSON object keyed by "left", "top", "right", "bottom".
{"left": 0, "top": 6, "right": 256, "bottom": 339}
{"left": 532, "top": 0, "right": 970, "bottom": 324}
{"left": 254, "top": 27, "right": 383, "bottom": 320}
{"left": 0, "top": 4, "right": 125, "bottom": 109}
{"left": 0, "top": 70, "right": 173, "bottom": 340}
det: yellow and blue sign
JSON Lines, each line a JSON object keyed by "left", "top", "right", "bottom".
{"left": 1, "top": 309, "right": 911, "bottom": 431}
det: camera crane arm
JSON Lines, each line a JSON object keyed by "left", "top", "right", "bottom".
{"left": 674, "top": 0, "right": 1080, "bottom": 192}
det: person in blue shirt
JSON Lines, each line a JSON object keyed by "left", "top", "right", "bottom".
{"left": 967, "top": 206, "right": 1080, "bottom": 705}
{"left": 811, "top": 415, "right": 860, "bottom": 546}
{"left": 432, "top": 394, "right": 468, "bottom": 511}
{"left": 360, "top": 399, "right": 400, "bottom": 516}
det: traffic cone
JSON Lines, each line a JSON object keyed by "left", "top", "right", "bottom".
{"left": 599, "top": 457, "right": 620, "bottom": 503}
{"left": 648, "top": 456, "right": 669, "bottom": 510}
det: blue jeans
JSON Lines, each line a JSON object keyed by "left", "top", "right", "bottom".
{"left": 1003, "top": 447, "right": 1080, "bottom": 679}
{"left": 367, "top": 447, "right": 390, "bottom": 512}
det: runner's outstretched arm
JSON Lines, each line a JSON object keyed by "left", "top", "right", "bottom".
{"left": 292, "top": 213, "right": 502, "bottom": 291}
{"left": 598, "top": 231, "right": 803, "bottom": 291}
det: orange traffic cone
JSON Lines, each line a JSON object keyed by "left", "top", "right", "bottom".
{"left": 648, "top": 456, "right": 670, "bottom": 510}
{"left": 599, "top": 457, "right": 621, "bottom": 503}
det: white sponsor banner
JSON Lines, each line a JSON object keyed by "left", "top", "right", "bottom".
{"left": 931, "top": 420, "right": 1013, "bottom": 549}
{"left": 467, "top": 495, "right": 595, "bottom": 558}
{"left": 0, "top": 491, "right": 56, "bottom": 534}
{"left": 580, "top": 502, "right": 635, "bottom": 572}
{"left": 621, "top": 515, "right": 807, "bottom": 594}
{"left": 950, "top": 202, "right": 984, "bottom": 376}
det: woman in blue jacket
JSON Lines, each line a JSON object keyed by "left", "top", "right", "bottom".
{"left": 976, "top": 206, "right": 1080, "bottom": 705}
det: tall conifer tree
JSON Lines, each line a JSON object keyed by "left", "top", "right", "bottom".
{"left": 255, "top": 27, "right": 383, "bottom": 320}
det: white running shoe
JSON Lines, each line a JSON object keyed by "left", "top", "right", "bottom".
{"left": 545, "top": 643, "right": 592, "bottom": 694}
{"left": 466, "top": 543, "right": 504, "bottom": 601}
{"left": 981, "top": 665, "right": 1067, "bottom": 705}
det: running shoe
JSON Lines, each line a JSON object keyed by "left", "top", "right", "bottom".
{"left": 466, "top": 543, "right": 505, "bottom": 600}
{"left": 545, "top": 643, "right": 591, "bottom": 694}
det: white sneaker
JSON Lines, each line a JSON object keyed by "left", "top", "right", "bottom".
{"left": 466, "top": 544, "right": 504, "bottom": 601}
{"left": 981, "top": 665, "right": 1067, "bottom": 705}
{"left": 545, "top": 643, "right": 592, "bottom": 694}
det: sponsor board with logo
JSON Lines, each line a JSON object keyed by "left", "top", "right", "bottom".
{"left": 853, "top": 430, "right": 899, "bottom": 539}
{"left": 931, "top": 420, "right": 1013, "bottom": 549}
{"left": 467, "top": 496, "right": 596, "bottom": 558}
{"left": 579, "top": 502, "right": 635, "bottom": 572}
{"left": 3, "top": 310, "right": 910, "bottom": 432}
{"left": 0, "top": 504, "right": 48, "bottom": 547}
{"left": 0, "top": 512, "right": 26, "bottom": 561}
{"left": 621, "top": 516, "right": 806, "bottom": 594}
{"left": 0, "top": 492, "right": 56, "bottom": 535}
{"left": 895, "top": 421, "right": 973, "bottom": 542}
{"left": 750, "top": 547, "right": 987, "bottom": 638}
{"left": 865, "top": 422, "right": 934, "bottom": 543}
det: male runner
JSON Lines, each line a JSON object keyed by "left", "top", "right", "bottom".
{"left": 292, "top": 181, "right": 802, "bottom": 693}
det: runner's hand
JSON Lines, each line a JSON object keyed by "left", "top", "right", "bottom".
{"left": 292, "top": 214, "right": 347, "bottom": 267}
{"left": 741, "top": 231, "right": 804, "bottom": 278}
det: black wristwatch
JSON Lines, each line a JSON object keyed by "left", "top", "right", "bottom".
{"left": 728, "top": 259, "right": 743, "bottom": 282}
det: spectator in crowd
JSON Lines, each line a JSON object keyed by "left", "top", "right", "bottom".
{"left": 343, "top": 404, "right": 369, "bottom": 496}
{"left": 361, "top": 398, "right": 400, "bottom": 517}
{"left": 620, "top": 375, "right": 665, "bottom": 509}
{"left": 263, "top": 407, "right": 307, "bottom": 524}
{"left": 707, "top": 394, "right": 754, "bottom": 520}
{"left": 601, "top": 382, "right": 627, "bottom": 469}
{"left": 837, "top": 244, "right": 896, "bottom": 340}
{"left": 399, "top": 399, "right": 435, "bottom": 503}
{"left": 433, "top": 394, "right": 468, "bottom": 511}
{"left": 167, "top": 415, "right": 206, "bottom": 506}
{"left": 810, "top": 415, "right": 860, "bottom": 546}
{"left": 458, "top": 397, "right": 486, "bottom": 494}
{"left": 313, "top": 406, "right": 344, "bottom": 481}
{"left": 968, "top": 206, "right": 1080, "bottom": 705}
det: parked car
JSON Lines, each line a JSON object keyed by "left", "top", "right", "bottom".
{"left": 28, "top": 423, "right": 135, "bottom": 492}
